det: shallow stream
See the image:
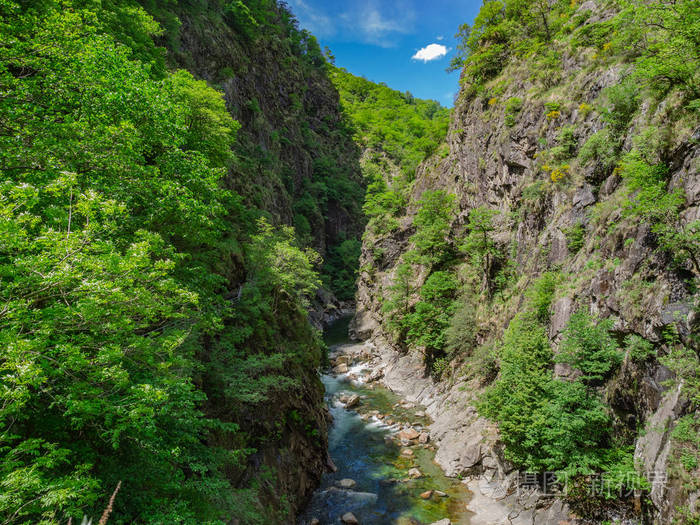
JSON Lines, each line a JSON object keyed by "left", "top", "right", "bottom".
{"left": 297, "top": 317, "right": 473, "bottom": 525}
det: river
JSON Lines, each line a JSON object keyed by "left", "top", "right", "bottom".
{"left": 298, "top": 317, "right": 473, "bottom": 525}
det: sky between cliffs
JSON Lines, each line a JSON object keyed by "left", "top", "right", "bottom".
{"left": 287, "top": 0, "right": 481, "bottom": 107}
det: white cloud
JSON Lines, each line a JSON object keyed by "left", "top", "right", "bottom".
{"left": 436, "top": 35, "right": 445, "bottom": 41}
{"left": 412, "top": 43, "right": 448, "bottom": 62}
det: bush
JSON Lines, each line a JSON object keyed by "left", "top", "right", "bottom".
{"left": 410, "top": 190, "right": 457, "bottom": 265}
{"left": 578, "top": 129, "right": 619, "bottom": 170}
{"left": 625, "top": 334, "right": 655, "bottom": 362}
{"left": 563, "top": 223, "right": 585, "bottom": 253}
{"left": 526, "top": 272, "right": 560, "bottom": 323}
{"left": 556, "top": 310, "right": 622, "bottom": 385}
{"left": 505, "top": 96, "right": 523, "bottom": 126}
{"left": 405, "top": 271, "right": 459, "bottom": 363}
{"left": 445, "top": 294, "right": 478, "bottom": 356}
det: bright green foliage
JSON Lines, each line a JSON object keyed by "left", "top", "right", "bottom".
{"left": 331, "top": 68, "right": 450, "bottom": 237}
{"left": 450, "top": 0, "right": 579, "bottom": 93}
{"left": 0, "top": 2, "right": 326, "bottom": 523}
{"left": 461, "top": 206, "right": 501, "bottom": 294}
{"left": 504, "top": 96, "right": 523, "bottom": 126}
{"left": 563, "top": 223, "right": 585, "bottom": 253}
{"left": 409, "top": 190, "right": 457, "bottom": 266}
{"left": 331, "top": 68, "right": 450, "bottom": 179}
{"left": 383, "top": 262, "right": 415, "bottom": 341}
{"left": 615, "top": 0, "right": 700, "bottom": 106}
{"left": 480, "top": 288, "right": 626, "bottom": 478}
{"left": 247, "top": 218, "right": 321, "bottom": 309}
{"left": 525, "top": 272, "right": 560, "bottom": 324}
{"left": 619, "top": 151, "right": 700, "bottom": 274}
{"left": 405, "top": 271, "right": 459, "bottom": 363}
{"left": 625, "top": 334, "right": 655, "bottom": 362}
{"left": 557, "top": 310, "right": 622, "bottom": 385}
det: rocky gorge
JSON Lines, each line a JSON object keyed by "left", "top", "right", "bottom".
{"left": 345, "top": 0, "right": 700, "bottom": 522}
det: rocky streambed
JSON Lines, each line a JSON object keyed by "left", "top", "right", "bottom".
{"left": 299, "top": 317, "right": 579, "bottom": 525}
{"left": 297, "top": 317, "right": 472, "bottom": 525}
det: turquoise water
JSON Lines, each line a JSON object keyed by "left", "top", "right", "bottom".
{"left": 298, "top": 317, "right": 473, "bottom": 525}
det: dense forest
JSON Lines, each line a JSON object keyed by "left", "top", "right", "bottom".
{"left": 0, "top": 1, "right": 344, "bottom": 523}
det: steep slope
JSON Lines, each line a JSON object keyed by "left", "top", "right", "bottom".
{"left": 353, "top": 1, "right": 699, "bottom": 523}
{"left": 138, "top": 0, "right": 366, "bottom": 300}
{"left": 0, "top": 1, "right": 363, "bottom": 524}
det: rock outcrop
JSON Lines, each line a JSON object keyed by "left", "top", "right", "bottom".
{"left": 352, "top": 1, "right": 699, "bottom": 523}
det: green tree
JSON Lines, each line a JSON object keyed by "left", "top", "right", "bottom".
{"left": 409, "top": 190, "right": 457, "bottom": 266}
{"left": 461, "top": 206, "right": 501, "bottom": 295}
{"left": 556, "top": 310, "right": 622, "bottom": 385}
{"left": 405, "top": 271, "right": 459, "bottom": 364}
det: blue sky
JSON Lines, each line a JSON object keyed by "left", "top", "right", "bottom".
{"left": 287, "top": 0, "right": 482, "bottom": 107}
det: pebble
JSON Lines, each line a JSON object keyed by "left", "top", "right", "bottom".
{"left": 341, "top": 512, "right": 359, "bottom": 524}
{"left": 420, "top": 490, "right": 433, "bottom": 499}
{"left": 408, "top": 467, "right": 422, "bottom": 479}
{"left": 337, "top": 478, "right": 356, "bottom": 489}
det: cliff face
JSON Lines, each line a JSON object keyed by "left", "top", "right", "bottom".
{"left": 136, "top": 2, "right": 365, "bottom": 521}
{"left": 161, "top": 3, "right": 365, "bottom": 259}
{"left": 353, "top": 2, "right": 699, "bottom": 523}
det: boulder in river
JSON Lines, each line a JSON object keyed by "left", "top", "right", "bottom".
{"left": 341, "top": 512, "right": 359, "bottom": 524}
{"left": 337, "top": 478, "right": 356, "bottom": 489}
{"left": 398, "top": 427, "right": 419, "bottom": 440}
{"left": 408, "top": 467, "right": 422, "bottom": 478}
{"left": 345, "top": 394, "right": 360, "bottom": 408}
{"left": 429, "top": 520, "right": 451, "bottom": 525}
{"left": 420, "top": 490, "right": 433, "bottom": 499}
{"left": 400, "top": 448, "right": 414, "bottom": 457}
{"left": 334, "top": 363, "right": 349, "bottom": 374}
{"left": 418, "top": 432, "right": 430, "bottom": 444}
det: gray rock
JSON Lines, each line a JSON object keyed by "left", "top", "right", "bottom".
{"left": 337, "top": 478, "right": 356, "bottom": 489}
{"left": 345, "top": 394, "right": 360, "bottom": 408}
{"left": 341, "top": 512, "right": 359, "bottom": 524}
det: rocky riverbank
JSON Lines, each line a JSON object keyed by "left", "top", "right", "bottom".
{"left": 333, "top": 337, "right": 577, "bottom": 525}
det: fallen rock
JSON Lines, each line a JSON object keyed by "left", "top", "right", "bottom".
{"left": 400, "top": 448, "right": 414, "bottom": 457}
{"left": 429, "top": 520, "right": 451, "bottom": 525}
{"left": 408, "top": 467, "right": 422, "bottom": 479}
{"left": 337, "top": 478, "right": 356, "bottom": 489}
{"left": 398, "top": 427, "right": 419, "bottom": 440}
{"left": 345, "top": 394, "right": 360, "bottom": 408}
{"left": 309, "top": 519, "right": 320, "bottom": 525}
{"left": 334, "top": 363, "right": 349, "bottom": 374}
{"left": 335, "top": 355, "right": 350, "bottom": 365}
{"left": 418, "top": 432, "right": 430, "bottom": 444}
{"left": 341, "top": 512, "right": 359, "bottom": 524}
{"left": 434, "top": 490, "right": 447, "bottom": 497}
{"left": 420, "top": 490, "right": 433, "bottom": 499}
{"left": 366, "top": 369, "right": 384, "bottom": 383}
